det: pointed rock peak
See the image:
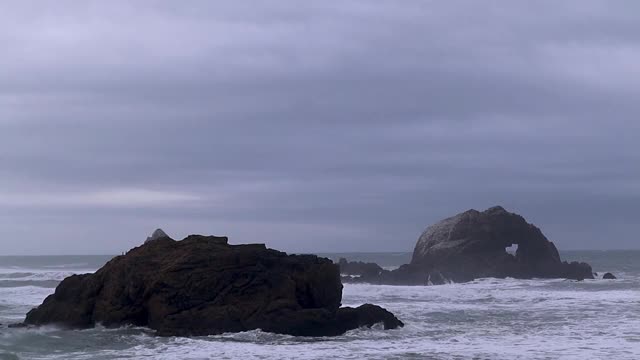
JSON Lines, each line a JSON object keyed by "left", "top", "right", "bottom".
{"left": 145, "top": 228, "right": 170, "bottom": 243}
{"left": 484, "top": 205, "right": 507, "bottom": 214}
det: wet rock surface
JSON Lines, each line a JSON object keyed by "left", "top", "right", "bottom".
{"left": 24, "top": 235, "right": 403, "bottom": 336}
{"left": 344, "top": 206, "right": 594, "bottom": 285}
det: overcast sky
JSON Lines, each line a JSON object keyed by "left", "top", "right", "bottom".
{"left": 1, "top": 1, "right": 639, "bottom": 255}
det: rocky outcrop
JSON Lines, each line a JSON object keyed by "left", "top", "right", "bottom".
{"left": 338, "top": 258, "right": 384, "bottom": 279}
{"left": 602, "top": 272, "right": 617, "bottom": 280}
{"left": 24, "top": 235, "right": 403, "bottom": 337}
{"left": 145, "top": 228, "right": 169, "bottom": 243}
{"left": 345, "top": 206, "right": 594, "bottom": 285}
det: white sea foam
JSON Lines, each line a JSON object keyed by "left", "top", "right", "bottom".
{"left": 1, "top": 254, "right": 639, "bottom": 359}
{"left": 0, "top": 268, "right": 94, "bottom": 281}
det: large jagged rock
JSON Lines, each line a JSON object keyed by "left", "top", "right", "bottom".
{"left": 344, "top": 206, "right": 593, "bottom": 285}
{"left": 24, "top": 235, "right": 403, "bottom": 336}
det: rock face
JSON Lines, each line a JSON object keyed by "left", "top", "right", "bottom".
{"left": 603, "top": 272, "right": 617, "bottom": 280}
{"left": 345, "top": 206, "right": 593, "bottom": 285}
{"left": 338, "top": 258, "right": 384, "bottom": 279}
{"left": 24, "top": 235, "right": 403, "bottom": 336}
{"left": 145, "top": 228, "right": 169, "bottom": 243}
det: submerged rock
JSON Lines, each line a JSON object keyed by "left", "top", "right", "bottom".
{"left": 24, "top": 234, "right": 402, "bottom": 337}
{"left": 603, "top": 272, "right": 617, "bottom": 280}
{"left": 7, "top": 323, "right": 27, "bottom": 328}
{"left": 345, "top": 206, "right": 594, "bottom": 285}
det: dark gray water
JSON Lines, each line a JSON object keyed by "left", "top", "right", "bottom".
{"left": 1, "top": 251, "right": 639, "bottom": 359}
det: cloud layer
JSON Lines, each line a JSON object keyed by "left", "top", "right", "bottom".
{"left": 1, "top": 1, "right": 639, "bottom": 254}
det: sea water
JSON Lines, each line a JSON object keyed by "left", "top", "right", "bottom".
{"left": 1, "top": 251, "right": 639, "bottom": 359}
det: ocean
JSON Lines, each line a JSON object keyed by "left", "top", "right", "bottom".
{"left": 1, "top": 251, "right": 639, "bottom": 359}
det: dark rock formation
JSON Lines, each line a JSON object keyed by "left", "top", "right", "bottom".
{"left": 336, "top": 304, "right": 404, "bottom": 332}
{"left": 264, "top": 304, "right": 403, "bottom": 337}
{"left": 7, "top": 323, "right": 26, "bottom": 328}
{"left": 338, "top": 258, "right": 384, "bottom": 279}
{"left": 24, "top": 235, "right": 403, "bottom": 337}
{"left": 345, "top": 206, "right": 594, "bottom": 285}
{"left": 603, "top": 272, "right": 617, "bottom": 280}
{"left": 145, "top": 228, "right": 169, "bottom": 243}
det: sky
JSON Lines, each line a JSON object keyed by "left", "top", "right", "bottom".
{"left": 1, "top": 1, "right": 639, "bottom": 255}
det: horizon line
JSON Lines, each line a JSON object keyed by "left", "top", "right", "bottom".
{"left": 2, "top": 248, "right": 640, "bottom": 257}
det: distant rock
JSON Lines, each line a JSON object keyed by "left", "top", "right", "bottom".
{"left": 411, "top": 206, "right": 562, "bottom": 266}
{"left": 338, "top": 258, "right": 384, "bottom": 278}
{"left": 345, "top": 206, "right": 594, "bottom": 285}
{"left": 145, "top": 229, "right": 170, "bottom": 243}
{"left": 24, "top": 234, "right": 403, "bottom": 337}
{"left": 603, "top": 272, "right": 617, "bottom": 280}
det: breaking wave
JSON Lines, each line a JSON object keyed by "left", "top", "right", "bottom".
{"left": 1, "top": 252, "right": 639, "bottom": 359}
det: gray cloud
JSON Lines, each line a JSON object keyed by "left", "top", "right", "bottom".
{"left": 1, "top": 1, "right": 639, "bottom": 254}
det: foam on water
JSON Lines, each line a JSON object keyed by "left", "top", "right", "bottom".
{"left": 1, "top": 252, "right": 639, "bottom": 359}
{"left": 0, "top": 269, "right": 94, "bottom": 282}
{"left": 342, "top": 279, "right": 640, "bottom": 359}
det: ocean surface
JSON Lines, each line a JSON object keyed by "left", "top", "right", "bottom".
{"left": 1, "top": 251, "right": 639, "bottom": 359}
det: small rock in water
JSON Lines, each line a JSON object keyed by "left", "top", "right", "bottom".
{"left": 7, "top": 323, "right": 27, "bottom": 328}
{"left": 338, "top": 258, "right": 384, "bottom": 278}
{"left": 603, "top": 272, "right": 617, "bottom": 279}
